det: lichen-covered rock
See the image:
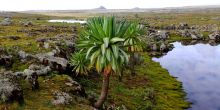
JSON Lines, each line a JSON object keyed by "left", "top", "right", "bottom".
{"left": 160, "top": 43, "right": 166, "bottom": 52}
{"left": 35, "top": 53, "right": 69, "bottom": 72}
{"left": 190, "top": 31, "right": 203, "bottom": 40}
{"left": 179, "top": 30, "right": 203, "bottom": 40}
{"left": 157, "top": 30, "right": 170, "bottom": 40}
{"left": 43, "top": 42, "right": 50, "bottom": 49}
{"left": 0, "top": 18, "right": 12, "bottom": 26}
{"left": 23, "top": 21, "right": 33, "bottom": 27}
{"left": 178, "top": 30, "right": 191, "bottom": 37}
{"left": 178, "top": 23, "right": 190, "bottom": 30}
{"left": 209, "top": 31, "right": 220, "bottom": 40}
{"left": 162, "top": 24, "right": 176, "bottom": 30}
{"left": 18, "top": 50, "right": 34, "bottom": 60}
{"left": 64, "top": 77, "right": 87, "bottom": 97}
{"left": 0, "top": 71, "right": 23, "bottom": 102}
{"left": 151, "top": 44, "right": 157, "bottom": 51}
{"left": 21, "top": 64, "right": 51, "bottom": 78}
{"left": 149, "top": 30, "right": 170, "bottom": 40}
{"left": 52, "top": 91, "right": 73, "bottom": 105}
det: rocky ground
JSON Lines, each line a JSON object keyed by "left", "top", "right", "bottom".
{"left": 1, "top": 11, "right": 220, "bottom": 110}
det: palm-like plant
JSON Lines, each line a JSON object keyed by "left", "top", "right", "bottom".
{"left": 124, "top": 22, "right": 144, "bottom": 76}
{"left": 77, "top": 16, "right": 130, "bottom": 108}
{"left": 70, "top": 52, "right": 89, "bottom": 76}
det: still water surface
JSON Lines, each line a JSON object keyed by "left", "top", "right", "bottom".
{"left": 153, "top": 42, "right": 220, "bottom": 110}
{"left": 48, "top": 19, "right": 86, "bottom": 24}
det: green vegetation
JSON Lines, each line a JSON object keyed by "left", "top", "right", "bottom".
{"left": 79, "top": 53, "right": 190, "bottom": 109}
{"left": 2, "top": 11, "right": 214, "bottom": 109}
{"left": 70, "top": 52, "right": 89, "bottom": 76}
{"left": 75, "top": 16, "right": 135, "bottom": 108}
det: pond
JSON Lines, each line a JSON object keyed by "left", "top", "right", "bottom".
{"left": 153, "top": 41, "right": 220, "bottom": 110}
{"left": 48, "top": 19, "right": 86, "bottom": 24}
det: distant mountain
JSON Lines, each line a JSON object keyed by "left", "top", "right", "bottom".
{"left": 95, "top": 6, "right": 107, "bottom": 10}
{"left": 132, "top": 7, "right": 141, "bottom": 10}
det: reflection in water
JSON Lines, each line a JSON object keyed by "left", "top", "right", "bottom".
{"left": 48, "top": 19, "right": 86, "bottom": 24}
{"left": 153, "top": 42, "right": 220, "bottom": 110}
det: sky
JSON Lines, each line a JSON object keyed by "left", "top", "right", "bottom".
{"left": 0, "top": 0, "right": 220, "bottom": 11}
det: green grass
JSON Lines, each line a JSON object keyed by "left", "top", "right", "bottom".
{"left": 79, "top": 53, "right": 190, "bottom": 110}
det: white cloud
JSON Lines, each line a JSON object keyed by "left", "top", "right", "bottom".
{"left": 0, "top": 0, "right": 220, "bottom": 11}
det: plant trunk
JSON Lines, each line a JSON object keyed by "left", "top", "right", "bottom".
{"left": 94, "top": 73, "right": 110, "bottom": 109}
{"left": 130, "top": 52, "right": 135, "bottom": 76}
{"left": 118, "top": 68, "right": 124, "bottom": 82}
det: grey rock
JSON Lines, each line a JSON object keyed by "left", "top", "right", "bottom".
{"left": 23, "top": 64, "right": 51, "bottom": 77}
{"left": 35, "top": 53, "right": 68, "bottom": 72}
{"left": 156, "top": 30, "right": 169, "bottom": 40}
{"left": 179, "top": 30, "right": 191, "bottom": 37}
{"left": 43, "top": 42, "right": 50, "bottom": 49}
{"left": 0, "top": 18, "right": 12, "bottom": 26}
{"left": 209, "top": 31, "right": 220, "bottom": 40}
{"left": 152, "top": 44, "right": 157, "bottom": 51}
{"left": 160, "top": 43, "right": 166, "bottom": 52}
{"left": 28, "top": 64, "right": 51, "bottom": 76}
{"left": 18, "top": 50, "right": 34, "bottom": 60}
{"left": 0, "top": 72, "right": 23, "bottom": 102}
{"left": 24, "top": 21, "right": 33, "bottom": 27}
{"left": 178, "top": 23, "right": 189, "bottom": 30}
{"left": 52, "top": 91, "right": 72, "bottom": 105}
{"left": 190, "top": 31, "right": 203, "bottom": 40}
{"left": 65, "top": 41, "right": 74, "bottom": 48}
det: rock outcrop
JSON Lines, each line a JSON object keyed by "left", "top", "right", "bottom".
{"left": 149, "top": 30, "right": 170, "bottom": 40}
{"left": 209, "top": 31, "right": 220, "bottom": 40}
{"left": 35, "top": 53, "right": 69, "bottom": 72}
{"left": 52, "top": 91, "right": 73, "bottom": 105}
{"left": 0, "top": 18, "right": 13, "bottom": 26}
{"left": 0, "top": 71, "right": 23, "bottom": 102}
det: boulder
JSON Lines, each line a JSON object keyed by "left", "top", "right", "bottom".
{"left": 179, "top": 30, "right": 203, "bottom": 40}
{"left": 152, "top": 44, "right": 157, "bottom": 51}
{"left": 149, "top": 30, "right": 169, "bottom": 40}
{"left": 64, "top": 77, "right": 87, "bottom": 97}
{"left": 178, "top": 23, "right": 190, "bottom": 30}
{"left": 209, "top": 31, "right": 220, "bottom": 40}
{"left": 0, "top": 72, "right": 23, "bottom": 102}
{"left": 190, "top": 31, "right": 203, "bottom": 40}
{"left": 24, "top": 21, "right": 33, "bottom": 27}
{"left": 162, "top": 24, "right": 176, "bottom": 30}
{"left": 0, "top": 18, "right": 12, "bottom": 26}
{"left": 160, "top": 43, "right": 166, "bottom": 52}
{"left": 43, "top": 42, "right": 50, "bottom": 49}
{"left": 18, "top": 50, "right": 34, "bottom": 60}
{"left": 52, "top": 91, "right": 73, "bottom": 105}
{"left": 23, "top": 64, "right": 51, "bottom": 76}
{"left": 35, "top": 53, "right": 69, "bottom": 72}
{"left": 178, "top": 30, "right": 191, "bottom": 37}
{"left": 156, "top": 30, "right": 170, "bottom": 40}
